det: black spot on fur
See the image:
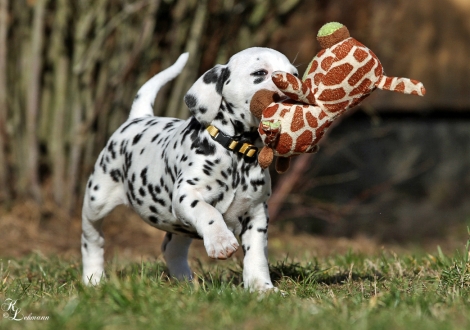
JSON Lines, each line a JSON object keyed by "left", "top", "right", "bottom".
{"left": 225, "top": 102, "right": 235, "bottom": 115}
{"left": 107, "top": 141, "right": 117, "bottom": 159}
{"left": 149, "top": 205, "right": 158, "bottom": 213}
{"left": 164, "top": 122, "right": 175, "bottom": 130}
{"left": 191, "top": 136, "right": 216, "bottom": 156}
{"left": 216, "top": 68, "right": 231, "bottom": 94}
{"left": 120, "top": 118, "right": 145, "bottom": 133}
{"left": 184, "top": 94, "right": 197, "bottom": 109}
{"left": 140, "top": 167, "right": 148, "bottom": 186}
{"left": 179, "top": 195, "right": 186, "bottom": 203}
{"left": 199, "top": 106, "right": 207, "bottom": 114}
{"left": 151, "top": 133, "right": 160, "bottom": 142}
{"left": 209, "top": 192, "right": 224, "bottom": 206}
{"left": 231, "top": 119, "right": 245, "bottom": 135}
{"left": 132, "top": 134, "right": 143, "bottom": 145}
{"left": 162, "top": 232, "right": 172, "bottom": 252}
{"left": 149, "top": 216, "right": 159, "bottom": 224}
{"left": 203, "top": 67, "right": 220, "bottom": 84}
{"left": 214, "top": 111, "right": 225, "bottom": 120}
{"left": 190, "top": 200, "right": 199, "bottom": 208}
{"left": 209, "top": 220, "right": 214, "bottom": 225}
{"left": 172, "top": 225, "right": 202, "bottom": 239}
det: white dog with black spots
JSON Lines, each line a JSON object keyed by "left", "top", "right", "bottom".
{"left": 81, "top": 47, "right": 298, "bottom": 291}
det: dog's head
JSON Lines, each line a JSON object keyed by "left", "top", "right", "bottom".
{"left": 184, "top": 47, "right": 298, "bottom": 136}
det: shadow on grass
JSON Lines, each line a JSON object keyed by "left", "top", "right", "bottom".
{"left": 269, "top": 259, "right": 383, "bottom": 286}
{"left": 112, "top": 259, "right": 383, "bottom": 289}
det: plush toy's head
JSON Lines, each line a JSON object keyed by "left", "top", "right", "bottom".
{"left": 316, "top": 22, "right": 350, "bottom": 49}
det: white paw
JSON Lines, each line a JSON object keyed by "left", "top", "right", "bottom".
{"left": 244, "top": 277, "right": 277, "bottom": 292}
{"left": 204, "top": 229, "right": 239, "bottom": 259}
{"left": 82, "top": 271, "right": 105, "bottom": 286}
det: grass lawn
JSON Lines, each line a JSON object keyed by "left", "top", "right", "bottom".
{"left": 1, "top": 235, "right": 469, "bottom": 330}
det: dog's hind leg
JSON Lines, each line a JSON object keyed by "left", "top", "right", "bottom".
{"left": 161, "top": 233, "right": 193, "bottom": 280}
{"left": 81, "top": 167, "right": 126, "bottom": 285}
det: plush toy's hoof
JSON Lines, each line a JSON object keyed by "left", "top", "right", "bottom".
{"left": 317, "top": 22, "right": 350, "bottom": 49}
{"left": 258, "top": 146, "right": 274, "bottom": 169}
{"left": 250, "top": 90, "right": 281, "bottom": 119}
{"left": 275, "top": 157, "right": 291, "bottom": 174}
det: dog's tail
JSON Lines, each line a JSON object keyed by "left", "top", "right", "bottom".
{"left": 129, "top": 53, "right": 189, "bottom": 119}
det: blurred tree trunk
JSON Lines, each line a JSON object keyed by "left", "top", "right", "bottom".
{"left": 0, "top": 0, "right": 9, "bottom": 203}
{"left": 24, "top": 0, "right": 46, "bottom": 202}
{"left": 49, "top": 0, "right": 69, "bottom": 206}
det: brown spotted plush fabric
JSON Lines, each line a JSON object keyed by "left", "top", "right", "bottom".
{"left": 252, "top": 22, "right": 426, "bottom": 170}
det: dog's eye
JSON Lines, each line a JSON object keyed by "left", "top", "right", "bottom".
{"left": 251, "top": 69, "right": 268, "bottom": 76}
{"left": 293, "top": 72, "right": 299, "bottom": 77}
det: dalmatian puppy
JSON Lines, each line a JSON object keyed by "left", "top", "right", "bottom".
{"left": 81, "top": 47, "right": 298, "bottom": 291}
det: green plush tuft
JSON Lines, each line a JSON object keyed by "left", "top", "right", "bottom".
{"left": 262, "top": 120, "right": 281, "bottom": 130}
{"left": 317, "top": 22, "right": 344, "bottom": 37}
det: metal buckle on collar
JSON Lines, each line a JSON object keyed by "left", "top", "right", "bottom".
{"left": 206, "top": 125, "right": 258, "bottom": 158}
{"left": 240, "top": 144, "right": 258, "bottom": 157}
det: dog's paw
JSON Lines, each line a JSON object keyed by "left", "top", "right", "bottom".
{"left": 204, "top": 229, "right": 239, "bottom": 259}
{"left": 244, "top": 277, "right": 277, "bottom": 293}
{"left": 82, "top": 271, "right": 105, "bottom": 286}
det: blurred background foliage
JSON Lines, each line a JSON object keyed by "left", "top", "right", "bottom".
{"left": 0, "top": 0, "right": 469, "bottom": 242}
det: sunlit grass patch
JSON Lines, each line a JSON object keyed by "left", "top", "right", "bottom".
{"left": 0, "top": 237, "right": 469, "bottom": 330}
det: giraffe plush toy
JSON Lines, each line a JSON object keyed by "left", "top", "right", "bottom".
{"left": 250, "top": 22, "right": 426, "bottom": 173}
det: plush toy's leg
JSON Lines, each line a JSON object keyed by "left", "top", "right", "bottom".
{"left": 375, "top": 75, "right": 426, "bottom": 96}
{"left": 275, "top": 157, "right": 291, "bottom": 174}
{"left": 272, "top": 71, "right": 314, "bottom": 104}
{"left": 258, "top": 146, "right": 274, "bottom": 169}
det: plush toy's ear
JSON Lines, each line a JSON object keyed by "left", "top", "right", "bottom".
{"left": 184, "top": 64, "right": 230, "bottom": 126}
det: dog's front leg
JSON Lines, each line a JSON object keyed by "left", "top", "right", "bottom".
{"left": 240, "top": 202, "right": 274, "bottom": 291}
{"left": 173, "top": 185, "right": 239, "bottom": 259}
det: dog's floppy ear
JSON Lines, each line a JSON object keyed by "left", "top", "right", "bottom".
{"left": 184, "top": 64, "right": 230, "bottom": 126}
